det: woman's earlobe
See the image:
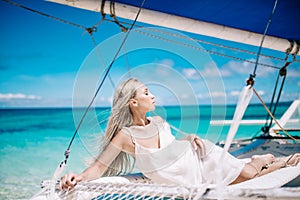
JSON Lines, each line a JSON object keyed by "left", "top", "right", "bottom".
{"left": 130, "top": 99, "right": 138, "bottom": 107}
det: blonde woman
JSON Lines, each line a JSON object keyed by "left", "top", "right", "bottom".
{"left": 61, "top": 78, "right": 299, "bottom": 189}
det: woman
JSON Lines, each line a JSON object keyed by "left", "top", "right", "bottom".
{"left": 61, "top": 78, "right": 299, "bottom": 189}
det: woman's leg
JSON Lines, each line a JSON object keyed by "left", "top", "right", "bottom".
{"left": 231, "top": 154, "right": 274, "bottom": 184}
{"left": 232, "top": 153, "right": 300, "bottom": 184}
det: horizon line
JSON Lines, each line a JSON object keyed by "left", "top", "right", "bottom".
{"left": 0, "top": 101, "right": 294, "bottom": 110}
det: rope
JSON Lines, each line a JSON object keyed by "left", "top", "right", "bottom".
{"left": 252, "top": 87, "right": 299, "bottom": 142}
{"left": 266, "top": 68, "right": 287, "bottom": 128}
{"left": 261, "top": 48, "right": 293, "bottom": 133}
{"left": 1, "top": 0, "right": 98, "bottom": 35}
{"left": 285, "top": 40, "right": 295, "bottom": 60}
{"left": 100, "top": 0, "right": 107, "bottom": 20}
{"left": 292, "top": 41, "right": 300, "bottom": 61}
{"left": 63, "top": 0, "right": 148, "bottom": 164}
{"left": 39, "top": 177, "right": 300, "bottom": 200}
{"left": 251, "top": 0, "right": 278, "bottom": 78}
{"left": 273, "top": 128, "right": 300, "bottom": 133}
{"left": 122, "top": 34, "right": 132, "bottom": 78}
{"left": 5, "top": 0, "right": 299, "bottom": 67}
{"left": 2, "top": 0, "right": 115, "bottom": 88}
{"left": 110, "top": 0, "right": 128, "bottom": 32}
{"left": 104, "top": 19, "right": 300, "bottom": 63}
{"left": 88, "top": 29, "right": 116, "bottom": 89}
{"left": 4, "top": 0, "right": 295, "bottom": 69}
{"left": 262, "top": 72, "right": 280, "bottom": 133}
{"left": 41, "top": 179, "right": 209, "bottom": 200}
{"left": 141, "top": 27, "right": 290, "bottom": 63}
{"left": 133, "top": 28, "right": 280, "bottom": 69}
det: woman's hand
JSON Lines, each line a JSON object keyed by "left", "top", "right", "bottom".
{"left": 60, "top": 173, "right": 82, "bottom": 190}
{"left": 185, "top": 134, "right": 206, "bottom": 158}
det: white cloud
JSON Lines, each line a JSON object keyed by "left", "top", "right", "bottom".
{"left": 94, "top": 96, "right": 112, "bottom": 106}
{"left": 229, "top": 90, "right": 241, "bottom": 97}
{"left": 257, "top": 90, "right": 265, "bottom": 96}
{"left": 219, "top": 68, "right": 232, "bottom": 77}
{"left": 179, "top": 94, "right": 189, "bottom": 99}
{"left": 229, "top": 89, "right": 265, "bottom": 97}
{"left": 200, "top": 64, "right": 221, "bottom": 77}
{"left": 153, "top": 59, "right": 175, "bottom": 76}
{"left": 221, "top": 60, "right": 250, "bottom": 76}
{"left": 158, "top": 59, "right": 174, "bottom": 68}
{"left": 221, "top": 58, "right": 275, "bottom": 77}
{"left": 182, "top": 68, "right": 199, "bottom": 80}
{"left": 211, "top": 92, "right": 226, "bottom": 97}
{"left": 0, "top": 93, "right": 41, "bottom": 100}
{"left": 288, "top": 69, "right": 300, "bottom": 77}
{"left": 182, "top": 63, "right": 221, "bottom": 80}
{"left": 197, "top": 91, "right": 226, "bottom": 99}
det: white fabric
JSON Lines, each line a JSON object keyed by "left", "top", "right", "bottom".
{"left": 123, "top": 116, "right": 245, "bottom": 186}
{"left": 223, "top": 85, "right": 253, "bottom": 152}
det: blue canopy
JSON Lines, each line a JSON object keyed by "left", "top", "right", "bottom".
{"left": 115, "top": 0, "right": 300, "bottom": 41}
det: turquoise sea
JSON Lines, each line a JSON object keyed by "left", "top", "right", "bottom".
{"left": 0, "top": 102, "right": 294, "bottom": 200}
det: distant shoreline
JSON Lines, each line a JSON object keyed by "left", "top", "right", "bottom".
{"left": 0, "top": 101, "right": 293, "bottom": 110}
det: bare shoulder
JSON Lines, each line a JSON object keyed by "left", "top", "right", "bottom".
{"left": 111, "top": 128, "right": 133, "bottom": 147}
{"left": 111, "top": 128, "right": 135, "bottom": 154}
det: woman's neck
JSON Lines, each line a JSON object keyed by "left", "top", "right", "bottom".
{"left": 132, "top": 114, "right": 149, "bottom": 126}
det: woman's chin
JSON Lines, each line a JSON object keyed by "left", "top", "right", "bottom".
{"left": 150, "top": 106, "right": 156, "bottom": 111}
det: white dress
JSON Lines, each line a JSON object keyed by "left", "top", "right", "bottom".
{"left": 122, "top": 116, "right": 245, "bottom": 186}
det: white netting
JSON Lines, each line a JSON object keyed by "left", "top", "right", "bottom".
{"left": 36, "top": 179, "right": 209, "bottom": 200}
{"left": 33, "top": 176, "right": 300, "bottom": 200}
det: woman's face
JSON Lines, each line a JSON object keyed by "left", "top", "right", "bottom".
{"left": 133, "top": 84, "right": 156, "bottom": 112}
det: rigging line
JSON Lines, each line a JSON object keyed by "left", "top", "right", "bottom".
{"left": 274, "top": 128, "right": 300, "bottom": 132}
{"left": 110, "top": 0, "right": 128, "bottom": 32}
{"left": 4, "top": 0, "right": 114, "bottom": 89}
{"left": 263, "top": 72, "right": 280, "bottom": 130}
{"left": 285, "top": 40, "right": 295, "bottom": 60}
{"left": 262, "top": 58, "right": 293, "bottom": 133}
{"left": 252, "top": 87, "right": 299, "bottom": 142}
{"left": 252, "top": 0, "right": 278, "bottom": 78}
{"left": 82, "top": 1, "right": 116, "bottom": 89}
{"left": 3, "top": 0, "right": 116, "bottom": 96}
{"left": 87, "top": 33, "right": 115, "bottom": 89}
{"left": 266, "top": 65, "right": 289, "bottom": 130}
{"left": 100, "top": 0, "right": 107, "bottom": 20}
{"left": 64, "top": 0, "right": 147, "bottom": 161}
{"left": 133, "top": 29, "right": 280, "bottom": 70}
{"left": 104, "top": 18, "right": 299, "bottom": 63}
{"left": 2, "top": 0, "right": 108, "bottom": 37}
{"left": 142, "top": 27, "right": 288, "bottom": 63}
{"left": 122, "top": 34, "right": 132, "bottom": 78}
{"left": 292, "top": 41, "right": 300, "bottom": 61}
{"left": 2, "top": 0, "right": 87, "bottom": 31}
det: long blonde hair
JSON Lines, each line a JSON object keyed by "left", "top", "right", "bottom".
{"left": 102, "top": 78, "right": 142, "bottom": 176}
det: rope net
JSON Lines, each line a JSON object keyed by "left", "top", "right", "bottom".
{"left": 38, "top": 178, "right": 209, "bottom": 200}
{"left": 34, "top": 174, "right": 300, "bottom": 200}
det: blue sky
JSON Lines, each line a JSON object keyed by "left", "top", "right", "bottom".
{"left": 0, "top": 0, "right": 299, "bottom": 108}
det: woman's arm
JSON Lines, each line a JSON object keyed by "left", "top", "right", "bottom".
{"left": 79, "top": 138, "right": 124, "bottom": 180}
{"left": 181, "top": 134, "right": 206, "bottom": 158}
{"left": 60, "top": 131, "right": 129, "bottom": 190}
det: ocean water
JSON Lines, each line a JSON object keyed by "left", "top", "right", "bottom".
{"left": 0, "top": 102, "right": 294, "bottom": 200}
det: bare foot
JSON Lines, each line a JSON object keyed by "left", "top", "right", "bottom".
{"left": 278, "top": 153, "right": 300, "bottom": 166}
{"left": 251, "top": 154, "right": 275, "bottom": 166}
